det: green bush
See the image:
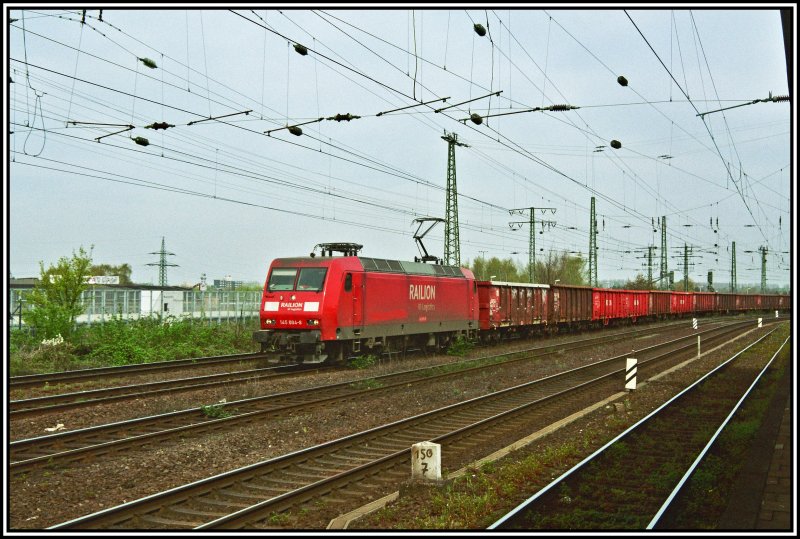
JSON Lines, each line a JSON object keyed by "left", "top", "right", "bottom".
{"left": 447, "top": 335, "right": 474, "bottom": 356}
{"left": 348, "top": 354, "right": 378, "bottom": 369}
{"left": 200, "top": 403, "right": 232, "bottom": 419}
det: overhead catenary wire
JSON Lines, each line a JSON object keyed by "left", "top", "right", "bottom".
{"left": 10, "top": 9, "right": 788, "bottom": 286}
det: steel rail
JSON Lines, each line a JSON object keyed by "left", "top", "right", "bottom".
{"left": 10, "top": 352, "right": 271, "bottom": 390}
{"left": 488, "top": 324, "right": 786, "bottom": 530}
{"left": 11, "top": 320, "right": 728, "bottom": 471}
{"left": 48, "top": 319, "right": 767, "bottom": 530}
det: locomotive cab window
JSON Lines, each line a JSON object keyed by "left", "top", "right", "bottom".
{"left": 344, "top": 273, "right": 352, "bottom": 292}
{"left": 297, "top": 268, "right": 327, "bottom": 291}
{"left": 268, "top": 268, "right": 298, "bottom": 291}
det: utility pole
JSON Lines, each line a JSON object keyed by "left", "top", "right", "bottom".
{"left": 647, "top": 245, "right": 655, "bottom": 287}
{"left": 730, "top": 241, "right": 737, "bottom": 292}
{"left": 589, "top": 197, "right": 598, "bottom": 287}
{"left": 442, "top": 131, "right": 467, "bottom": 266}
{"left": 683, "top": 243, "right": 691, "bottom": 292}
{"left": 760, "top": 246, "right": 768, "bottom": 293}
{"left": 660, "top": 216, "right": 668, "bottom": 290}
{"left": 509, "top": 206, "right": 557, "bottom": 282}
{"left": 147, "top": 236, "right": 178, "bottom": 287}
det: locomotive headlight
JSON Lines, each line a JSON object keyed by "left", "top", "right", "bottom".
{"left": 307, "top": 319, "right": 320, "bottom": 326}
{"left": 265, "top": 319, "right": 276, "bottom": 325}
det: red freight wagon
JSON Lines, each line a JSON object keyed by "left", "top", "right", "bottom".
{"left": 477, "top": 281, "right": 548, "bottom": 332}
{"left": 593, "top": 289, "right": 648, "bottom": 321}
{"left": 649, "top": 291, "right": 672, "bottom": 317}
{"left": 694, "top": 292, "right": 716, "bottom": 313}
{"left": 670, "top": 292, "right": 693, "bottom": 314}
{"left": 717, "top": 293, "right": 736, "bottom": 312}
{"left": 739, "top": 294, "right": 755, "bottom": 310}
{"left": 254, "top": 255, "right": 478, "bottom": 363}
{"left": 765, "top": 294, "right": 789, "bottom": 310}
{"left": 549, "top": 284, "right": 593, "bottom": 326}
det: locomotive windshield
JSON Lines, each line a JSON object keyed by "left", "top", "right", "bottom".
{"left": 267, "top": 267, "right": 327, "bottom": 292}
{"left": 297, "top": 268, "right": 327, "bottom": 291}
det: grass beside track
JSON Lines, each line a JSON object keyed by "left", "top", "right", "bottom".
{"left": 9, "top": 317, "right": 260, "bottom": 376}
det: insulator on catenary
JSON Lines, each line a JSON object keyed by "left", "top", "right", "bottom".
{"left": 474, "top": 23, "right": 486, "bottom": 37}
{"left": 617, "top": 75, "right": 628, "bottom": 86}
{"left": 133, "top": 136, "right": 150, "bottom": 146}
{"left": 294, "top": 43, "right": 308, "bottom": 56}
{"left": 610, "top": 139, "right": 622, "bottom": 149}
{"left": 288, "top": 126, "right": 303, "bottom": 136}
{"left": 328, "top": 113, "right": 360, "bottom": 122}
{"left": 139, "top": 57, "right": 157, "bottom": 69}
{"left": 549, "top": 104, "right": 573, "bottom": 111}
{"left": 771, "top": 94, "right": 789, "bottom": 102}
{"left": 145, "top": 122, "right": 175, "bottom": 130}
{"left": 470, "top": 113, "right": 483, "bottom": 125}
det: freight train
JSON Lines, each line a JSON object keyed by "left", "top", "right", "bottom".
{"left": 253, "top": 245, "right": 790, "bottom": 364}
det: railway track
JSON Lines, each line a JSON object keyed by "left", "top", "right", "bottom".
{"left": 10, "top": 320, "right": 728, "bottom": 474}
{"left": 488, "top": 326, "right": 788, "bottom": 530}
{"left": 48, "top": 319, "right": 770, "bottom": 530}
{"left": 6, "top": 317, "right": 737, "bottom": 419}
{"left": 8, "top": 363, "right": 321, "bottom": 417}
{"left": 9, "top": 352, "right": 272, "bottom": 391}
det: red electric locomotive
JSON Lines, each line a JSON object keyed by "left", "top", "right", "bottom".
{"left": 253, "top": 243, "right": 479, "bottom": 363}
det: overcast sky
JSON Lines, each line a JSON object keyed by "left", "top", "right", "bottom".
{"left": 5, "top": 5, "right": 794, "bottom": 288}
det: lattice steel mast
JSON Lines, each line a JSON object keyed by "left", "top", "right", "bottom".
{"left": 147, "top": 236, "right": 178, "bottom": 287}
{"left": 442, "top": 131, "right": 467, "bottom": 266}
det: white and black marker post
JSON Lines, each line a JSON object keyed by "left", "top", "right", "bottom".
{"left": 758, "top": 317, "right": 763, "bottom": 328}
{"left": 411, "top": 441, "right": 441, "bottom": 481}
{"left": 625, "top": 357, "right": 637, "bottom": 390}
{"left": 692, "top": 318, "right": 697, "bottom": 330}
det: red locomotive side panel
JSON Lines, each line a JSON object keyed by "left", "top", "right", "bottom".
{"left": 670, "top": 292, "right": 693, "bottom": 314}
{"left": 359, "top": 269, "right": 477, "bottom": 336}
{"left": 549, "top": 285, "right": 592, "bottom": 324}
{"left": 476, "top": 281, "right": 548, "bottom": 330}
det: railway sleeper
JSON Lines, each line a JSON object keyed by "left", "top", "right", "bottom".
{"left": 325, "top": 452, "right": 375, "bottom": 465}
{"left": 296, "top": 462, "right": 353, "bottom": 475}
{"left": 357, "top": 441, "right": 407, "bottom": 453}
{"left": 237, "top": 480, "right": 288, "bottom": 494}
{"left": 165, "top": 506, "right": 228, "bottom": 519}
{"left": 193, "top": 496, "right": 251, "bottom": 509}
{"left": 277, "top": 468, "right": 328, "bottom": 481}
{"left": 135, "top": 513, "right": 200, "bottom": 529}
{"left": 218, "top": 487, "right": 272, "bottom": 502}
{"left": 253, "top": 473, "right": 311, "bottom": 488}
{"left": 338, "top": 448, "right": 388, "bottom": 460}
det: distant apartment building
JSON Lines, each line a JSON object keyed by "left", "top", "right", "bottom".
{"left": 213, "top": 275, "right": 243, "bottom": 290}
